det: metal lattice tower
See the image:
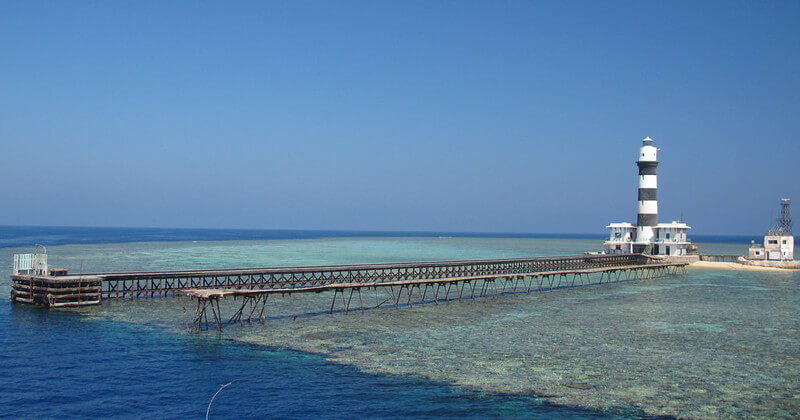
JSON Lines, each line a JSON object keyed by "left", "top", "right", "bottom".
{"left": 777, "top": 198, "right": 792, "bottom": 234}
{"left": 767, "top": 198, "right": 792, "bottom": 235}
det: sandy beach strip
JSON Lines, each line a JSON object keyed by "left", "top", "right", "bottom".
{"left": 689, "top": 261, "right": 794, "bottom": 271}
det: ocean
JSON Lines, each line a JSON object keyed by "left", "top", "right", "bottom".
{"left": 1, "top": 227, "right": 798, "bottom": 418}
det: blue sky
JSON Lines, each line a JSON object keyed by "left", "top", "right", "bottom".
{"left": 1, "top": 1, "right": 798, "bottom": 235}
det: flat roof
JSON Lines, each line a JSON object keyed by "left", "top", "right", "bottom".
{"left": 607, "top": 223, "right": 635, "bottom": 228}
{"left": 656, "top": 222, "right": 691, "bottom": 229}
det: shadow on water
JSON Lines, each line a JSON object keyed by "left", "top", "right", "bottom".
{"left": 3, "top": 302, "right": 669, "bottom": 419}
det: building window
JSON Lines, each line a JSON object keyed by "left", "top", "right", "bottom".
{"left": 768, "top": 240, "right": 778, "bottom": 245}
{"left": 616, "top": 245, "right": 621, "bottom": 250}
{"left": 666, "top": 233, "right": 670, "bottom": 239}
{"left": 783, "top": 239, "right": 787, "bottom": 244}
{"left": 755, "top": 251, "right": 761, "bottom": 255}
{"left": 615, "top": 232, "right": 621, "bottom": 239}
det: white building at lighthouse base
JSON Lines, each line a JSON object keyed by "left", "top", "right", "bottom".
{"left": 604, "top": 221, "right": 692, "bottom": 256}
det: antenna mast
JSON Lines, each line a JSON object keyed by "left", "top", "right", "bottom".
{"left": 777, "top": 198, "right": 792, "bottom": 234}
{"left": 767, "top": 198, "right": 792, "bottom": 236}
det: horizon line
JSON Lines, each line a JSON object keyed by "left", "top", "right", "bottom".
{"left": 0, "top": 224, "right": 775, "bottom": 239}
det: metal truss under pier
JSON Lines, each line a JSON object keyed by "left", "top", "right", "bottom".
{"left": 11, "top": 254, "right": 643, "bottom": 307}
{"left": 9, "top": 254, "right": 686, "bottom": 312}
{"left": 184, "top": 259, "right": 688, "bottom": 332}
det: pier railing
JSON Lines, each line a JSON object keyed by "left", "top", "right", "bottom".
{"left": 183, "top": 258, "right": 688, "bottom": 331}
{"left": 95, "top": 254, "right": 647, "bottom": 299}
{"left": 11, "top": 253, "right": 651, "bottom": 305}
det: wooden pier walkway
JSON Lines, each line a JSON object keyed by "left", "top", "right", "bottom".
{"left": 12, "top": 254, "right": 643, "bottom": 306}
{"left": 9, "top": 253, "right": 687, "bottom": 327}
{"left": 184, "top": 260, "right": 687, "bottom": 331}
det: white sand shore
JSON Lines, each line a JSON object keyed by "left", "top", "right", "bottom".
{"left": 689, "top": 261, "right": 793, "bottom": 271}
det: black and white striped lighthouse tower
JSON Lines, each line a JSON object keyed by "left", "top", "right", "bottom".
{"left": 634, "top": 137, "right": 658, "bottom": 252}
{"left": 605, "top": 137, "right": 692, "bottom": 256}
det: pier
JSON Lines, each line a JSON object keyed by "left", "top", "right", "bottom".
{"left": 10, "top": 254, "right": 687, "bottom": 327}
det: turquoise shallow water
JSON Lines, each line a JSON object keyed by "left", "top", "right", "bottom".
{"left": 2, "top": 235, "right": 799, "bottom": 418}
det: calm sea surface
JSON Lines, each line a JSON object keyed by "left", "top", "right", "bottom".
{"left": 1, "top": 227, "right": 797, "bottom": 418}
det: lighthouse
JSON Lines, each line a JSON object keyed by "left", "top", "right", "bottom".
{"left": 634, "top": 137, "right": 658, "bottom": 252}
{"left": 604, "top": 137, "right": 693, "bottom": 256}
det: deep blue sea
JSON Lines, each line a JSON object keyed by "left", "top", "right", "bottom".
{"left": 5, "top": 306, "right": 606, "bottom": 419}
{"left": 1, "top": 227, "right": 797, "bottom": 419}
